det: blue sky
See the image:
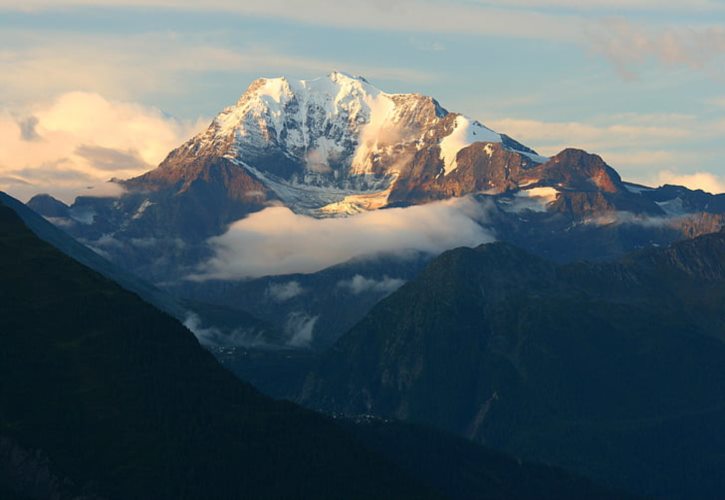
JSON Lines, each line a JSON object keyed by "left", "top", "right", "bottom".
{"left": 1, "top": 0, "right": 724, "bottom": 200}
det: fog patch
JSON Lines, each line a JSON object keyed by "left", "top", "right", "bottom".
{"left": 305, "top": 138, "right": 342, "bottom": 174}
{"left": 285, "top": 312, "right": 318, "bottom": 348}
{"left": 587, "top": 211, "right": 673, "bottom": 227}
{"left": 337, "top": 275, "right": 405, "bottom": 295}
{"left": 129, "top": 237, "right": 159, "bottom": 248}
{"left": 44, "top": 216, "right": 74, "bottom": 228}
{"left": 183, "top": 312, "right": 271, "bottom": 348}
{"left": 267, "top": 281, "right": 305, "bottom": 302}
{"left": 92, "top": 234, "right": 123, "bottom": 248}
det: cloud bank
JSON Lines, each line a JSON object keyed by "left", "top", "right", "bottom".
{"left": 0, "top": 92, "right": 206, "bottom": 202}
{"left": 193, "top": 196, "right": 494, "bottom": 280}
{"left": 656, "top": 170, "right": 725, "bottom": 194}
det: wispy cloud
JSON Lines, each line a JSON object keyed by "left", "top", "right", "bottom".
{"left": 0, "top": 31, "right": 431, "bottom": 106}
{"left": 706, "top": 96, "right": 725, "bottom": 108}
{"left": 588, "top": 18, "right": 725, "bottom": 79}
{"left": 471, "top": 0, "right": 725, "bottom": 12}
{"left": 0, "top": 1, "right": 584, "bottom": 41}
{"left": 487, "top": 114, "right": 695, "bottom": 156}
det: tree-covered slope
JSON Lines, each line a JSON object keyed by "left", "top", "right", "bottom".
{"left": 301, "top": 232, "right": 725, "bottom": 499}
{"left": 0, "top": 196, "right": 624, "bottom": 499}
{"left": 0, "top": 200, "right": 434, "bottom": 500}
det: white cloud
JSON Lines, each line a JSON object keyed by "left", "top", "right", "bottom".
{"left": 192, "top": 196, "right": 494, "bottom": 280}
{"left": 0, "top": 31, "right": 431, "bottom": 107}
{"left": 655, "top": 170, "right": 725, "bottom": 194}
{"left": 586, "top": 211, "right": 673, "bottom": 227}
{"left": 183, "top": 312, "right": 272, "bottom": 347}
{"left": 266, "top": 281, "right": 306, "bottom": 302}
{"left": 0, "top": 92, "right": 206, "bottom": 202}
{"left": 285, "top": 312, "right": 318, "bottom": 348}
{"left": 337, "top": 275, "right": 406, "bottom": 295}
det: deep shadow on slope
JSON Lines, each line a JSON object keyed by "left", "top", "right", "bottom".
{"left": 301, "top": 231, "right": 725, "bottom": 499}
{"left": 0, "top": 202, "right": 433, "bottom": 500}
{"left": 0, "top": 197, "right": 624, "bottom": 500}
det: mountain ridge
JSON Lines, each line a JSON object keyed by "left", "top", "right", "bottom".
{"left": 0, "top": 192, "right": 625, "bottom": 499}
{"left": 299, "top": 230, "right": 725, "bottom": 498}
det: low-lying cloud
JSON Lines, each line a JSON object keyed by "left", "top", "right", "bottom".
{"left": 266, "top": 281, "right": 306, "bottom": 302}
{"left": 337, "top": 275, "right": 406, "bottom": 295}
{"left": 587, "top": 211, "right": 673, "bottom": 227}
{"left": 285, "top": 312, "right": 319, "bottom": 348}
{"left": 192, "top": 196, "right": 494, "bottom": 280}
{"left": 183, "top": 312, "right": 272, "bottom": 348}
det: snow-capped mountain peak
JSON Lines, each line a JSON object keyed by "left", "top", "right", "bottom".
{"left": 155, "top": 73, "right": 550, "bottom": 214}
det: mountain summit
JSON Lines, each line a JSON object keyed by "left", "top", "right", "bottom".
{"left": 132, "top": 71, "right": 546, "bottom": 215}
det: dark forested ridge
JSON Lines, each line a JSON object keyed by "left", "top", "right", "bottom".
{"left": 0, "top": 201, "right": 433, "bottom": 499}
{"left": 0, "top": 195, "right": 624, "bottom": 499}
{"left": 301, "top": 230, "right": 725, "bottom": 499}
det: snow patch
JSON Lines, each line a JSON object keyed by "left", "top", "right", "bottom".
{"left": 439, "top": 116, "right": 500, "bottom": 176}
{"left": 319, "top": 187, "right": 393, "bottom": 216}
{"left": 501, "top": 187, "right": 560, "bottom": 213}
{"left": 131, "top": 199, "right": 154, "bottom": 220}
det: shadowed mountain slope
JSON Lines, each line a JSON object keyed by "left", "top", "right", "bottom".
{"left": 0, "top": 194, "right": 622, "bottom": 499}
{"left": 301, "top": 231, "right": 725, "bottom": 499}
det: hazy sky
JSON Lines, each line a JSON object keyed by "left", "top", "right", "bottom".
{"left": 1, "top": 0, "right": 724, "bottom": 200}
